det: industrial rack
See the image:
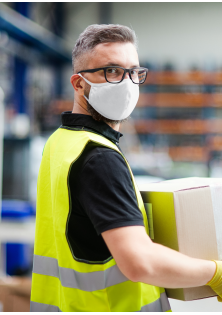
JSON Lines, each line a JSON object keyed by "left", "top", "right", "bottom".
{"left": 132, "top": 71, "right": 222, "bottom": 163}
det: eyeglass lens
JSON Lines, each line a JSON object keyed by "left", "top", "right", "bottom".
{"left": 105, "top": 67, "right": 147, "bottom": 84}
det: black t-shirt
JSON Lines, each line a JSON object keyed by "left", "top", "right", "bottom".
{"left": 62, "top": 112, "right": 144, "bottom": 263}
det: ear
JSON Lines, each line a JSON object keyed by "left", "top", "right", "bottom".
{"left": 70, "top": 74, "right": 85, "bottom": 95}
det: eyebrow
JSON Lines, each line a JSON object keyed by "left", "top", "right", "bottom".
{"left": 103, "top": 62, "right": 140, "bottom": 68}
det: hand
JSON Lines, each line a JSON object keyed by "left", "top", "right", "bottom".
{"left": 206, "top": 261, "right": 222, "bottom": 302}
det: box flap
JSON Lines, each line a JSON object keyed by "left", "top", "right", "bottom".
{"left": 140, "top": 177, "right": 222, "bottom": 192}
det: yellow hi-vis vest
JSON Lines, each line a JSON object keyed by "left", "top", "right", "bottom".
{"left": 30, "top": 126, "right": 171, "bottom": 312}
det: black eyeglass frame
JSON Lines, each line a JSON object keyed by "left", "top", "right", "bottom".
{"left": 77, "top": 66, "right": 148, "bottom": 84}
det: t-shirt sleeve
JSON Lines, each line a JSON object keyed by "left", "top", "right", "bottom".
{"left": 78, "top": 147, "right": 144, "bottom": 235}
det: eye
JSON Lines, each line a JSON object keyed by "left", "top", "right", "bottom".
{"left": 106, "top": 67, "right": 118, "bottom": 74}
{"left": 131, "top": 70, "right": 137, "bottom": 75}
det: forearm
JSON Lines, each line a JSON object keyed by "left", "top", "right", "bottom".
{"left": 102, "top": 226, "right": 216, "bottom": 289}
{"left": 137, "top": 242, "right": 216, "bottom": 288}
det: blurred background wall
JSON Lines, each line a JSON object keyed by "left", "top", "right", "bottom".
{"left": 113, "top": 2, "right": 222, "bottom": 70}
{"left": 1, "top": 1, "right": 222, "bottom": 277}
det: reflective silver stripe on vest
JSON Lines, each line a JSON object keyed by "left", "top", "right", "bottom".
{"left": 30, "top": 297, "right": 170, "bottom": 312}
{"left": 31, "top": 293, "right": 170, "bottom": 312}
{"left": 33, "top": 254, "right": 128, "bottom": 291}
{"left": 160, "top": 292, "right": 171, "bottom": 312}
{"left": 33, "top": 255, "right": 171, "bottom": 312}
{"left": 30, "top": 301, "right": 61, "bottom": 312}
{"left": 140, "top": 299, "right": 162, "bottom": 312}
{"left": 30, "top": 294, "right": 171, "bottom": 312}
{"left": 139, "top": 293, "right": 171, "bottom": 312}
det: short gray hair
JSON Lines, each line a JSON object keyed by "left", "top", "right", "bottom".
{"left": 72, "top": 24, "right": 138, "bottom": 73}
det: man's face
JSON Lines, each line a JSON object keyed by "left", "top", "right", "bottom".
{"left": 82, "top": 42, "right": 140, "bottom": 124}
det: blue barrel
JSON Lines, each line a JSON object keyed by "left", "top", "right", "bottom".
{"left": 1, "top": 200, "right": 35, "bottom": 276}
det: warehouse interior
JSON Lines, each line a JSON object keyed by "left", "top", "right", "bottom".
{"left": 0, "top": 2, "right": 222, "bottom": 311}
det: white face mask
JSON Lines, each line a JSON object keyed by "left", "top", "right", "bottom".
{"left": 78, "top": 74, "right": 139, "bottom": 120}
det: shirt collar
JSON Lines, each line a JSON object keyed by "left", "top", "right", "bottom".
{"left": 61, "top": 112, "right": 123, "bottom": 143}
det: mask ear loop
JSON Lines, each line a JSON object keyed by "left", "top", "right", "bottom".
{"left": 78, "top": 73, "right": 92, "bottom": 86}
{"left": 78, "top": 73, "right": 112, "bottom": 87}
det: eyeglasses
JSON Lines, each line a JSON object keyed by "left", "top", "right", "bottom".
{"left": 77, "top": 66, "right": 148, "bottom": 84}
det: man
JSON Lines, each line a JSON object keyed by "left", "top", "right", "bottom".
{"left": 30, "top": 24, "right": 222, "bottom": 312}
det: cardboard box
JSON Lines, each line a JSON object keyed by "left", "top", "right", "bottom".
{"left": 0, "top": 277, "right": 31, "bottom": 312}
{"left": 140, "top": 177, "right": 222, "bottom": 301}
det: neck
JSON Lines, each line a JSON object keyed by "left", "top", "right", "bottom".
{"left": 106, "top": 121, "right": 120, "bottom": 131}
{"left": 72, "top": 99, "right": 90, "bottom": 116}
